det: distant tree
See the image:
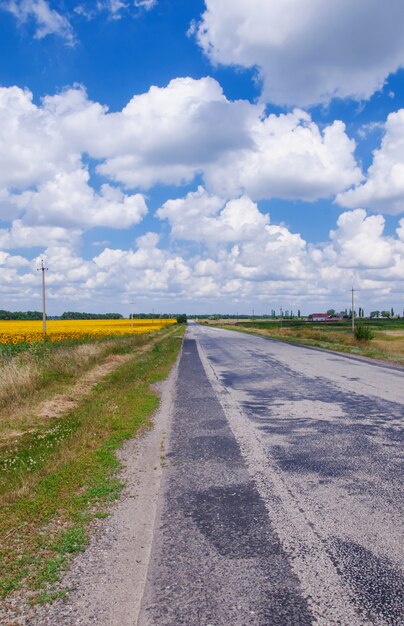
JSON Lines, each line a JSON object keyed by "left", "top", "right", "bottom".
{"left": 297, "top": 309, "right": 301, "bottom": 318}
{"left": 381, "top": 310, "right": 390, "bottom": 318}
{"left": 327, "top": 309, "right": 336, "bottom": 317}
{"left": 370, "top": 311, "right": 380, "bottom": 318}
{"left": 391, "top": 307, "right": 394, "bottom": 317}
{"left": 355, "top": 323, "right": 374, "bottom": 342}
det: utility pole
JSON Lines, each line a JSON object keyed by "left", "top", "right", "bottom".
{"left": 37, "top": 259, "right": 48, "bottom": 335}
{"left": 351, "top": 287, "right": 355, "bottom": 333}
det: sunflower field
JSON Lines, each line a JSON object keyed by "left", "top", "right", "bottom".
{"left": 0, "top": 318, "right": 177, "bottom": 346}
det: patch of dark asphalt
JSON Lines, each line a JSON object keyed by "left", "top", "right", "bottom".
{"left": 138, "top": 338, "right": 313, "bottom": 626}
{"left": 183, "top": 483, "right": 283, "bottom": 559}
{"left": 205, "top": 340, "right": 403, "bottom": 490}
{"left": 328, "top": 538, "right": 404, "bottom": 625}
{"left": 276, "top": 453, "right": 350, "bottom": 478}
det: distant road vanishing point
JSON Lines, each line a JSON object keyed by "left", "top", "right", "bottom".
{"left": 139, "top": 322, "right": 404, "bottom": 626}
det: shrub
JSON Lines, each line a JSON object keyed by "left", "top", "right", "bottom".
{"left": 354, "top": 323, "right": 374, "bottom": 342}
{"left": 176, "top": 314, "right": 187, "bottom": 324}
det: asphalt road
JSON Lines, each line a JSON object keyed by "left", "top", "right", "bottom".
{"left": 138, "top": 324, "right": 404, "bottom": 626}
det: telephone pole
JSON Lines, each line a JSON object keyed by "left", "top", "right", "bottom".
{"left": 37, "top": 259, "right": 48, "bottom": 335}
{"left": 351, "top": 287, "right": 355, "bottom": 334}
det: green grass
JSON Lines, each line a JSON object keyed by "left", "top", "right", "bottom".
{"left": 0, "top": 326, "right": 185, "bottom": 605}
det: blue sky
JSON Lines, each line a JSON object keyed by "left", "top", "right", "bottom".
{"left": 1, "top": 0, "right": 404, "bottom": 315}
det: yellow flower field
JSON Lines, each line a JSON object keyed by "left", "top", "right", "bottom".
{"left": 0, "top": 319, "right": 177, "bottom": 345}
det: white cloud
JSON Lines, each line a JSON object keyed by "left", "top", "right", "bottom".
{"left": 1, "top": 205, "right": 403, "bottom": 312}
{"left": 11, "top": 169, "right": 148, "bottom": 229}
{"left": 0, "top": 86, "right": 149, "bottom": 238}
{"left": 92, "top": 77, "right": 258, "bottom": 188}
{"left": 157, "top": 186, "right": 268, "bottom": 243}
{"left": 74, "top": 0, "right": 156, "bottom": 20}
{"left": 337, "top": 109, "right": 404, "bottom": 215}
{"left": 134, "top": 0, "right": 156, "bottom": 9}
{"left": 196, "top": 0, "right": 404, "bottom": 106}
{"left": 0, "top": 82, "right": 361, "bottom": 218}
{"left": 158, "top": 188, "right": 309, "bottom": 281}
{"left": 45, "top": 81, "right": 359, "bottom": 200}
{"left": 3, "top": 0, "right": 75, "bottom": 43}
{"left": 0, "top": 250, "right": 30, "bottom": 268}
{"left": 0, "top": 220, "right": 82, "bottom": 249}
{"left": 1, "top": 80, "right": 403, "bottom": 312}
{"left": 204, "top": 110, "right": 362, "bottom": 200}
{"left": 0, "top": 86, "right": 77, "bottom": 191}
{"left": 328, "top": 209, "right": 395, "bottom": 269}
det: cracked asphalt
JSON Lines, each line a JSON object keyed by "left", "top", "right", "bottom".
{"left": 138, "top": 324, "right": 404, "bottom": 626}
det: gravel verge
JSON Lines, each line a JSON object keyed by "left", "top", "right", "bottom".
{"left": 23, "top": 355, "right": 180, "bottom": 626}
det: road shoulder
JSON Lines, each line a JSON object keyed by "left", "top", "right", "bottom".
{"left": 28, "top": 353, "right": 181, "bottom": 626}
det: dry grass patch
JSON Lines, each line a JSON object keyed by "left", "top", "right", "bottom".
{"left": 0, "top": 328, "right": 177, "bottom": 445}
{"left": 371, "top": 332, "right": 404, "bottom": 359}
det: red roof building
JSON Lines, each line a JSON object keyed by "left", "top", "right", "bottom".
{"left": 310, "top": 313, "right": 330, "bottom": 321}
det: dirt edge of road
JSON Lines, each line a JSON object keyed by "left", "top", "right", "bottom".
{"left": 27, "top": 346, "right": 182, "bottom": 626}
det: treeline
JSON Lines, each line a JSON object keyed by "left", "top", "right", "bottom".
{"left": 0, "top": 310, "right": 43, "bottom": 320}
{"left": 0, "top": 310, "right": 123, "bottom": 320}
{"left": 130, "top": 313, "right": 178, "bottom": 319}
{"left": 60, "top": 312, "right": 122, "bottom": 320}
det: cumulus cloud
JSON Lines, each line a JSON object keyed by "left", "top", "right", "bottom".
{"left": 1, "top": 205, "right": 403, "bottom": 311}
{"left": 0, "top": 220, "right": 82, "bottom": 249}
{"left": 92, "top": 77, "right": 258, "bottom": 188}
{"left": 158, "top": 188, "right": 309, "bottom": 282}
{"left": 3, "top": 0, "right": 75, "bottom": 43}
{"left": 328, "top": 209, "right": 395, "bottom": 268}
{"left": 157, "top": 188, "right": 404, "bottom": 305}
{"left": 42, "top": 81, "right": 359, "bottom": 200}
{"left": 0, "top": 86, "right": 77, "bottom": 190}
{"left": 0, "top": 86, "right": 149, "bottom": 242}
{"left": 157, "top": 186, "right": 268, "bottom": 243}
{"left": 0, "top": 80, "right": 403, "bottom": 311}
{"left": 0, "top": 250, "right": 30, "bottom": 268}
{"left": 9, "top": 169, "right": 148, "bottom": 229}
{"left": 0, "top": 81, "right": 360, "bottom": 208}
{"left": 203, "top": 110, "right": 362, "bottom": 200}
{"left": 337, "top": 109, "right": 404, "bottom": 215}
{"left": 196, "top": 0, "right": 404, "bottom": 106}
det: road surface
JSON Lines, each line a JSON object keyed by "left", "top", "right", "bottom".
{"left": 138, "top": 323, "right": 404, "bottom": 626}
